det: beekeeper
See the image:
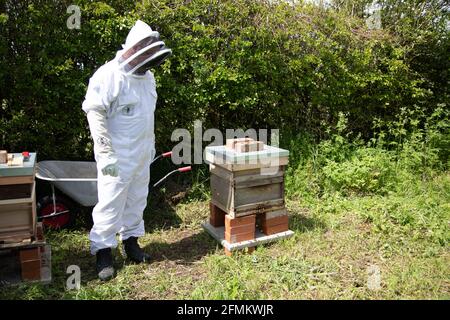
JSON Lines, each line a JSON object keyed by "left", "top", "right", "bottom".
{"left": 82, "top": 20, "right": 172, "bottom": 281}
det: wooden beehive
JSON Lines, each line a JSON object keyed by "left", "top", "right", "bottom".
{"left": 209, "top": 164, "right": 286, "bottom": 218}
{"left": 204, "top": 141, "right": 293, "bottom": 255}
{"left": 205, "top": 141, "right": 289, "bottom": 218}
{"left": 0, "top": 153, "right": 37, "bottom": 243}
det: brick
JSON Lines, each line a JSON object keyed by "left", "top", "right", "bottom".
{"left": 225, "top": 214, "right": 256, "bottom": 243}
{"left": 22, "top": 270, "right": 41, "bottom": 281}
{"left": 261, "top": 223, "right": 289, "bottom": 235}
{"left": 21, "top": 259, "right": 41, "bottom": 271}
{"left": 225, "top": 138, "right": 264, "bottom": 153}
{"left": 19, "top": 247, "right": 41, "bottom": 262}
{"left": 226, "top": 138, "right": 254, "bottom": 150}
{"left": 225, "top": 214, "right": 255, "bottom": 229}
{"left": 260, "top": 214, "right": 289, "bottom": 228}
{"left": 225, "top": 231, "right": 255, "bottom": 243}
{"left": 209, "top": 202, "right": 226, "bottom": 227}
{"left": 234, "top": 141, "right": 263, "bottom": 153}
{"left": 0, "top": 150, "right": 6, "bottom": 164}
{"left": 225, "top": 222, "right": 255, "bottom": 235}
{"left": 264, "top": 209, "right": 288, "bottom": 219}
{"left": 21, "top": 259, "right": 41, "bottom": 281}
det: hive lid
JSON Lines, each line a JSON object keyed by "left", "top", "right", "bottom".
{"left": 0, "top": 153, "right": 37, "bottom": 177}
{"left": 205, "top": 145, "right": 289, "bottom": 165}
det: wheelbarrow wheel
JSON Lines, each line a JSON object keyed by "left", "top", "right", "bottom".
{"left": 37, "top": 195, "right": 74, "bottom": 229}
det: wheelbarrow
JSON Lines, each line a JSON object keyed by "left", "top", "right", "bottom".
{"left": 35, "top": 151, "right": 191, "bottom": 229}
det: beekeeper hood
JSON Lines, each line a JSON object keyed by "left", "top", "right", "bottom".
{"left": 118, "top": 20, "right": 172, "bottom": 75}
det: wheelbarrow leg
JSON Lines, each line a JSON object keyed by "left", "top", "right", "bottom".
{"left": 51, "top": 183, "right": 57, "bottom": 215}
{"left": 38, "top": 183, "right": 71, "bottom": 221}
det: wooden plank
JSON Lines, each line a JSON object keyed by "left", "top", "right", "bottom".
{"left": 0, "top": 238, "right": 45, "bottom": 250}
{"left": 210, "top": 166, "right": 284, "bottom": 186}
{"left": 210, "top": 174, "right": 234, "bottom": 213}
{"left": 211, "top": 182, "right": 285, "bottom": 218}
{"left": 233, "top": 166, "right": 285, "bottom": 178}
{"left": 0, "top": 175, "right": 34, "bottom": 186}
{"left": 0, "top": 225, "right": 31, "bottom": 233}
{"left": 0, "top": 235, "right": 32, "bottom": 246}
{"left": 0, "top": 197, "right": 33, "bottom": 205}
{"left": 0, "top": 183, "right": 33, "bottom": 200}
{"left": 234, "top": 183, "right": 284, "bottom": 207}
{"left": 0, "top": 201, "right": 34, "bottom": 242}
{"left": 215, "top": 157, "right": 288, "bottom": 171}
{"left": 209, "top": 164, "right": 233, "bottom": 182}
{"left": 0, "top": 236, "right": 32, "bottom": 246}
{"left": 0, "top": 229, "right": 32, "bottom": 241}
{"left": 234, "top": 199, "right": 285, "bottom": 211}
{"left": 234, "top": 200, "right": 285, "bottom": 218}
{"left": 0, "top": 182, "right": 34, "bottom": 205}
{"left": 235, "top": 176, "right": 284, "bottom": 189}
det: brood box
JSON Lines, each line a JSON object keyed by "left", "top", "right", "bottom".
{"left": 205, "top": 144, "right": 289, "bottom": 218}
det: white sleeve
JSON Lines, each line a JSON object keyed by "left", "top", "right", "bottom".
{"left": 82, "top": 68, "right": 122, "bottom": 165}
{"left": 86, "top": 109, "right": 117, "bottom": 166}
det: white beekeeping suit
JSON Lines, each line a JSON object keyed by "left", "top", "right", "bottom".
{"left": 82, "top": 20, "right": 171, "bottom": 264}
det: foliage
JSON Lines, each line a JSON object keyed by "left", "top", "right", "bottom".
{"left": 286, "top": 106, "right": 450, "bottom": 196}
{"left": 0, "top": 0, "right": 448, "bottom": 300}
{"left": 0, "top": 0, "right": 442, "bottom": 159}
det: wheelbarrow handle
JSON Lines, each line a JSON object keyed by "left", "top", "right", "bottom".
{"left": 152, "top": 165, "right": 192, "bottom": 189}
{"left": 151, "top": 151, "right": 172, "bottom": 165}
{"left": 178, "top": 166, "right": 191, "bottom": 172}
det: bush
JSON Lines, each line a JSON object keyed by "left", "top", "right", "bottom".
{"left": 285, "top": 109, "right": 449, "bottom": 198}
{"left": 322, "top": 147, "right": 396, "bottom": 195}
{"left": 0, "top": 0, "right": 431, "bottom": 160}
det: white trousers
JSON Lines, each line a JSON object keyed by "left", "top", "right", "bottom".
{"left": 89, "top": 162, "right": 150, "bottom": 254}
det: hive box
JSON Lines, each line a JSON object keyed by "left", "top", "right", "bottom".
{"left": 205, "top": 145, "right": 289, "bottom": 218}
{"left": 0, "top": 153, "right": 37, "bottom": 243}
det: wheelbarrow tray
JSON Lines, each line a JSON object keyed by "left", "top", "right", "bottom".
{"left": 35, "top": 161, "right": 98, "bottom": 207}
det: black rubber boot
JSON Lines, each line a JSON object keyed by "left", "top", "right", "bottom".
{"left": 122, "top": 237, "right": 150, "bottom": 263}
{"left": 96, "top": 248, "right": 115, "bottom": 281}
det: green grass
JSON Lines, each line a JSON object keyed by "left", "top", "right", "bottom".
{"left": 0, "top": 169, "right": 448, "bottom": 300}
